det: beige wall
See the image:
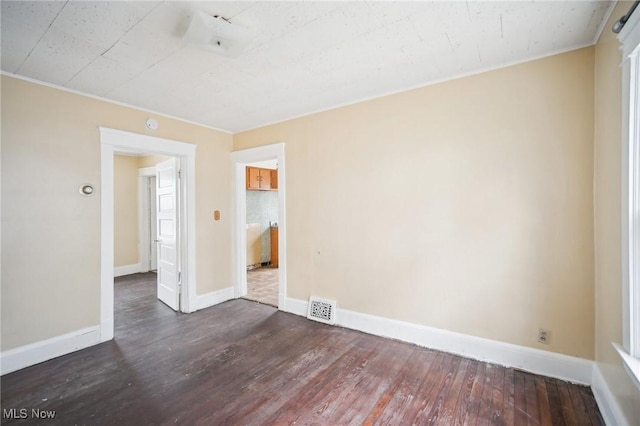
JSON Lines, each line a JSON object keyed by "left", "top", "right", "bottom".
{"left": 1, "top": 76, "right": 233, "bottom": 351}
{"left": 594, "top": 1, "right": 640, "bottom": 420}
{"left": 138, "top": 154, "right": 170, "bottom": 169}
{"left": 235, "top": 47, "right": 596, "bottom": 359}
{"left": 114, "top": 155, "right": 139, "bottom": 267}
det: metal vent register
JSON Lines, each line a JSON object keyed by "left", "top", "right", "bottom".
{"left": 307, "top": 297, "right": 337, "bottom": 325}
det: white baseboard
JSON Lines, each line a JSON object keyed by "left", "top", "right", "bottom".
{"left": 1, "top": 326, "right": 101, "bottom": 375}
{"left": 284, "top": 297, "right": 593, "bottom": 385}
{"left": 284, "top": 297, "right": 308, "bottom": 317}
{"left": 114, "top": 263, "right": 141, "bottom": 277}
{"left": 196, "top": 287, "right": 235, "bottom": 311}
{"left": 591, "top": 364, "right": 630, "bottom": 426}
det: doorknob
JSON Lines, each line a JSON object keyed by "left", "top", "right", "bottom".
{"left": 154, "top": 239, "right": 161, "bottom": 243}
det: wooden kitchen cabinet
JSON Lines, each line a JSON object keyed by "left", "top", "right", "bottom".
{"left": 270, "top": 169, "right": 278, "bottom": 190}
{"left": 246, "top": 167, "right": 271, "bottom": 190}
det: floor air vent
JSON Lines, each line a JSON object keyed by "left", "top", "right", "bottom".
{"left": 307, "top": 297, "right": 336, "bottom": 325}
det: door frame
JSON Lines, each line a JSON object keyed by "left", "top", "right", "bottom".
{"left": 138, "top": 167, "right": 156, "bottom": 273}
{"left": 231, "top": 143, "right": 287, "bottom": 309}
{"left": 99, "top": 127, "right": 197, "bottom": 342}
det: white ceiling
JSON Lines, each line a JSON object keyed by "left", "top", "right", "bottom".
{"left": 1, "top": 1, "right": 615, "bottom": 133}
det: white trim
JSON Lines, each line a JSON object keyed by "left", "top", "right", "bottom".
{"left": 618, "top": 5, "right": 640, "bottom": 390}
{"left": 181, "top": 152, "right": 197, "bottom": 314}
{"left": 195, "top": 287, "right": 235, "bottom": 311}
{"left": 625, "top": 41, "right": 640, "bottom": 359}
{"left": 0, "top": 71, "right": 231, "bottom": 135}
{"left": 231, "top": 143, "right": 287, "bottom": 310}
{"left": 114, "top": 263, "right": 141, "bottom": 277}
{"left": 285, "top": 297, "right": 308, "bottom": 317}
{"left": 1, "top": 327, "right": 100, "bottom": 375}
{"left": 621, "top": 47, "right": 633, "bottom": 355}
{"left": 100, "top": 142, "right": 115, "bottom": 342}
{"left": 100, "top": 127, "right": 198, "bottom": 344}
{"left": 283, "top": 297, "right": 593, "bottom": 385}
{"left": 613, "top": 343, "right": 640, "bottom": 390}
{"left": 591, "top": 364, "right": 631, "bottom": 426}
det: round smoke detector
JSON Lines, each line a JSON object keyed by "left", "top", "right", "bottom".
{"left": 146, "top": 118, "right": 158, "bottom": 130}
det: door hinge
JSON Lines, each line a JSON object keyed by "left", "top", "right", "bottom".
{"left": 178, "top": 169, "right": 182, "bottom": 179}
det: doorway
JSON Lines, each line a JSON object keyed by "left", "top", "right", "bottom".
{"left": 100, "top": 127, "right": 197, "bottom": 343}
{"left": 114, "top": 156, "right": 167, "bottom": 277}
{"left": 244, "top": 159, "right": 279, "bottom": 306}
{"left": 231, "top": 143, "right": 287, "bottom": 310}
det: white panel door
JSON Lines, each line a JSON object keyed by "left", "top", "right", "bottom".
{"left": 155, "top": 158, "right": 180, "bottom": 311}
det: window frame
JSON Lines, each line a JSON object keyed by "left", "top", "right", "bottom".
{"left": 615, "top": 7, "right": 640, "bottom": 390}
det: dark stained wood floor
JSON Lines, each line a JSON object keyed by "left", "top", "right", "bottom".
{"left": 1, "top": 273, "right": 603, "bottom": 425}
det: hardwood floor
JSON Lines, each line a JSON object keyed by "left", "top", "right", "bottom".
{"left": 245, "top": 266, "right": 279, "bottom": 307}
{"left": 1, "top": 273, "right": 603, "bottom": 425}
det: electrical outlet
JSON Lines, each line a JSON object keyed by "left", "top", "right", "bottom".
{"left": 538, "top": 329, "right": 550, "bottom": 344}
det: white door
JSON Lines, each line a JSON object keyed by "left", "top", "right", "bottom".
{"left": 156, "top": 158, "right": 180, "bottom": 311}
